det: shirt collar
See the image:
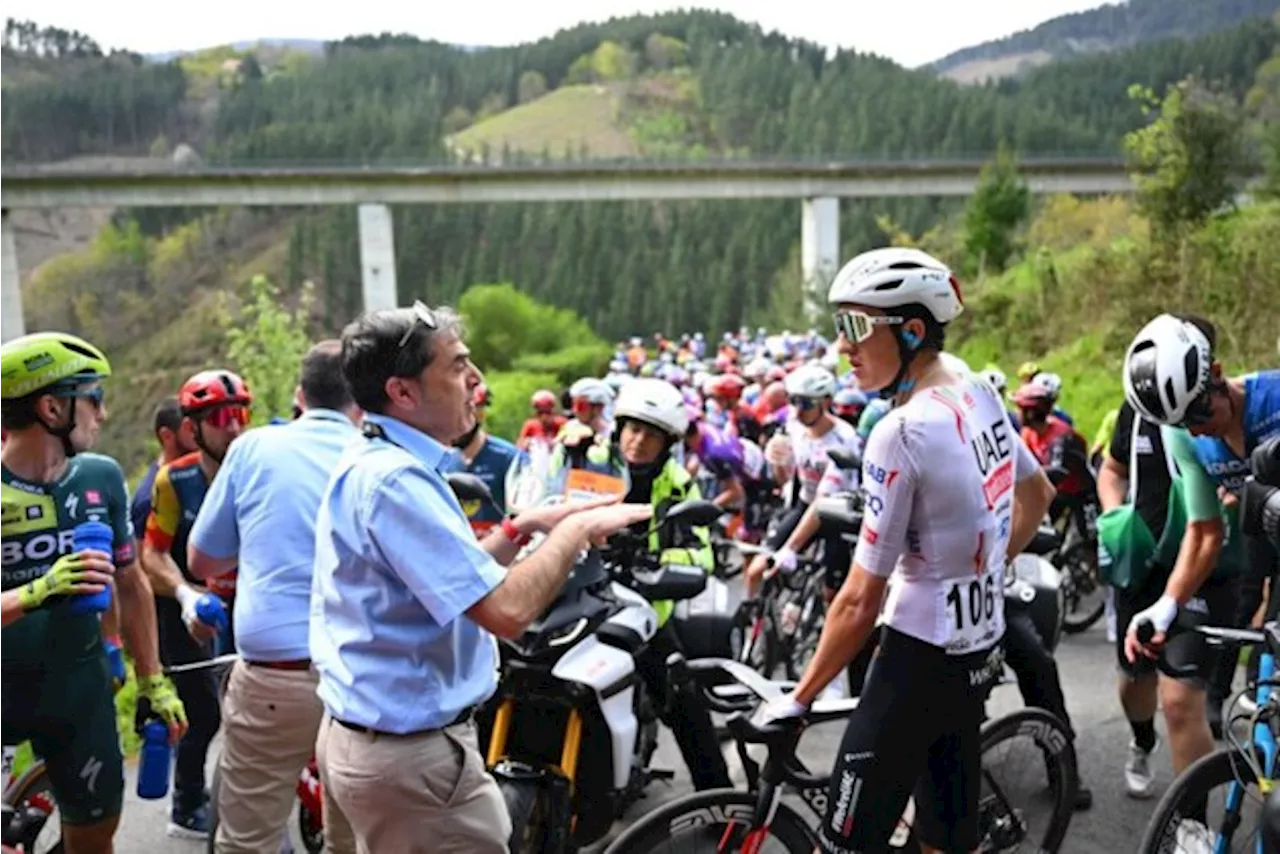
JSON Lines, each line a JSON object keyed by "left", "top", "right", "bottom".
{"left": 363, "top": 412, "right": 448, "bottom": 469}
{"left": 299, "top": 408, "right": 355, "bottom": 426}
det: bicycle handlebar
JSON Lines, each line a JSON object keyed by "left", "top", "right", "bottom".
{"left": 1135, "top": 619, "right": 1269, "bottom": 680}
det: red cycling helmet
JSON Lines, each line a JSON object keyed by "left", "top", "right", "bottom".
{"left": 765, "top": 366, "right": 787, "bottom": 384}
{"left": 473, "top": 384, "right": 492, "bottom": 408}
{"left": 531, "top": 389, "right": 557, "bottom": 413}
{"left": 1012, "top": 382, "right": 1055, "bottom": 410}
{"left": 707, "top": 374, "right": 746, "bottom": 403}
{"left": 179, "top": 370, "right": 252, "bottom": 415}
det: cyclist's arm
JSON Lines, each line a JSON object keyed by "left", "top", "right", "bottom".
{"left": 1160, "top": 426, "right": 1225, "bottom": 605}
{"left": 142, "top": 468, "right": 199, "bottom": 599}
{"left": 779, "top": 502, "right": 821, "bottom": 554}
{"left": 1097, "top": 456, "right": 1129, "bottom": 511}
{"left": 1, "top": 588, "right": 28, "bottom": 627}
{"left": 793, "top": 416, "right": 914, "bottom": 703}
{"left": 107, "top": 462, "right": 164, "bottom": 677}
{"left": 116, "top": 557, "right": 164, "bottom": 677}
{"left": 712, "top": 473, "right": 745, "bottom": 509}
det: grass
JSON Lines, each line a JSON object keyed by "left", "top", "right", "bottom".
{"left": 449, "top": 85, "right": 639, "bottom": 161}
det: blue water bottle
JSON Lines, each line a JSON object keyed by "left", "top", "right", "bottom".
{"left": 195, "top": 593, "right": 229, "bottom": 630}
{"left": 65, "top": 520, "right": 114, "bottom": 616}
{"left": 136, "top": 719, "right": 172, "bottom": 800}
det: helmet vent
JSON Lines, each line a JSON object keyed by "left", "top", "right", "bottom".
{"left": 1182, "top": 349, "right": 1200, "bottom": 391}
{"left": 872, "top": 280, "right": 904, "bottom": 292}
{"left": 63, "top": 342, "right": 98, "bottom": 359}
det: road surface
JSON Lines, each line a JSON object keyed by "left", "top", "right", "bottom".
{"left": 106, "top": 613, "right": 1193, "bottom": 854}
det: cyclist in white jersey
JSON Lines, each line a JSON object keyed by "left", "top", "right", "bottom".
{"left": 746, "top": 364, "right": 861, "bottom": 598}
{"left": 754, "top": 247, "right": 1056, "bottom": 854}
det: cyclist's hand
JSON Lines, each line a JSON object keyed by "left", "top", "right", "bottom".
{"left": 175, "top": 585, "right": 218, "bottom": 643}
{"left": 770, "top": 546, "right": 798, "bottom": 575}
{"left": 1124, "top": 594, "right": 1177, "bottom": 663}
{"left": 103, "top": 635, "right": 128, "bottom": 692}
{"left": 138, "top": 673, "right": 189, "bottom": 743}
{"left": 751, "top": 693, "right": 808, "bottom": 728}
{"left": 16, "top": 550, "right": 114, "bottom": 612}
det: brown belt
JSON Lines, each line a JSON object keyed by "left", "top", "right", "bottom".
{"left": 244, "top": 658, "right": 312, "bottom": 671}
{"left": 335, "top": 706, "right": 475, "bottom": 738}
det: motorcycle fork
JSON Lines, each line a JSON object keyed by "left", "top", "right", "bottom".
{"left": 486, "top": 697, "right": 515, "bottom": 767}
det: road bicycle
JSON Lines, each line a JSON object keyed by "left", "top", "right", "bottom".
{"left": 604, "top": 656, "right": 1079, "bottom": 854}
{"left": 1137, "top": 619, "right": 1280, "bottom": 854}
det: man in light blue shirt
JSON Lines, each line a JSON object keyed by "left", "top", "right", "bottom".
{"left": 311, "top": 303, "right": 651, "bottom": 853}
{"left": 188, "top": 340, "right": 359, "bottom": 854}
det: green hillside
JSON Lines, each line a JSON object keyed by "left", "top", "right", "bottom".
{"left": 4, "top": 9, "right": 1279, "bottom": 470}
{"left": 931, "top": 0, "right": 1280, "bottom": 83}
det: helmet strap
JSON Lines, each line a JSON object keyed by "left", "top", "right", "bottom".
{"left": 879, "top": 328, "right": 919, "bottom": 402}
{"left": 192, "top": 418, "right": 228, "bottom": 465}
{"left": 35, "top": 396, "right": 80, "bottom": 459}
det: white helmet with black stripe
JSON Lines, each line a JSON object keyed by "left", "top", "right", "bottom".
{"left": 1123, "top": 314, "right": 1213, "bottom": 425}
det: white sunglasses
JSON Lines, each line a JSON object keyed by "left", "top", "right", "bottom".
{"left": 397, "top": 300, "right": 439, "bottom": 349}
{"left": 832, "top": 310, "right": 903, "bottom": 344}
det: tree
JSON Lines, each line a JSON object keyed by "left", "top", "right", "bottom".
{"left": 517, "top": 70, "right": 548, "bottom": 104}
{"left": 1123, "top": 77, "right": 1247, "bottom": 236}
{"left": 962, "top": 143, "right": 1031, "bottom": 274}
{"left": 220, "top": 275, "right": 314, "bottom": 425}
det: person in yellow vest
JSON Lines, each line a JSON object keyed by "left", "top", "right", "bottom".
{"left": 611, "top": 378, "right": 729, "bottom": 791}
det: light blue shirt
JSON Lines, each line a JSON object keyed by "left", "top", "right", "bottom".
{"left": 310, "top": 412, "right": 507, "bottom": 733}
{"left": 190, "top": 409, "right": 359, "bottom": 662}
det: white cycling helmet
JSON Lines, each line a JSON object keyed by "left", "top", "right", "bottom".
{"left": 940, "top": 352, "right": 972, "bottom": 376}
{"left": 614, "top": 378, "right": 688, "bottom": 439}
{"left": 1032, "top": 371, "right": 1063, "bottom": 398}
{"left": 979, "top": 367, "right": 1008, "bottom": 395}
{"left": 569, "top": 377, "right": 613, "bottom": 405}
{"left": 1123, "top": 314, "right": 1214, "bottom": 425}
{"left": 827, "top": 247, "right": 964, "bottom": 324}
{"left": 784, "top": 364, "right": 837, "bottom": 399}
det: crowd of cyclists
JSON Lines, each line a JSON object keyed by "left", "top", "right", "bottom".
{"left": 0, "top": 241, "right": 1277, "bottom": 854}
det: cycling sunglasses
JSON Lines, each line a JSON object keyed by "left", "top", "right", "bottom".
{"left": 832, "top": 310, "right": 903, "bottom": 344}
{"left": 397, "top": 300, "right": 438, "bottom": 349}
{"left": 200, "top": 405, "right": 251, "bottom": 430}
{"left": 788, "top": 396, "right": 819, "bottom": 411}
{"left": 54, "top": 386, "right": 106, "bottom": 409}
{"left": 1175, "top": 388, "right": 1217, "bottom": 429}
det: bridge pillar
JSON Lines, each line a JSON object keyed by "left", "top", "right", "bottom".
{"left": 801, "top": 197, "right": 839, "bottom": 310}
{"left": 2, "top": 210, "right": 25, "bottom": 343}
{"left": 357, "top": 204, "right": 398, "bottom": 313}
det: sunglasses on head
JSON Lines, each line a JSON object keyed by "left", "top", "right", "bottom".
{"left": 789, "top": 396, "right": 819, "bottom": 411}
{"left": 397, "top": 300, "right": 438, "bottom": 350}
{"left": 832, "top": 310, "right": 904, "bottom": 344}
{"left": 199, "top": 405, "right": 250, "bottom": 430}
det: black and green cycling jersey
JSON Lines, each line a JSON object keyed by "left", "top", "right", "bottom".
{"left": 2, "top": 452, "right": 134, "bottom": 825}
{"left": 1, "top": 452, "right": 135, "bottom": 670}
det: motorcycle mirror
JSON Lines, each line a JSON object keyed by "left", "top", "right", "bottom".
{"left": 662, "top": 499, "right": 724, "bottom": 529}
{"left": 446, "top": 472, "right": 494, "bottom": 506}
{"left": 827, "top": 447, "right": 861, "bottom": 472}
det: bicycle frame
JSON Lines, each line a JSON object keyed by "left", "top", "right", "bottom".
{"left": 1222, "top": 647, "right": 1277, "bottom": 854}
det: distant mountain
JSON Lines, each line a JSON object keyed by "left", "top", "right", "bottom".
{"left": 143, "top": 37, "right": 492, "bottom": 62}
{"left": 930, "top": 0, "right": 1279, "bottom": 83}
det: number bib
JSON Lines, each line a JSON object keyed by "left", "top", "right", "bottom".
{"left": 938, "top": 566, "right": 1005, "bottom": 655}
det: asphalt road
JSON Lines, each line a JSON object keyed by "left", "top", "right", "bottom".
{"left": 110, "top": 611, "right": 1193, "bottom": 854}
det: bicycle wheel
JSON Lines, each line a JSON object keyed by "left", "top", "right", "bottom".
{"left": 1137, "top": 747, "right": 1265, "bottom": 853}
{"left": 976, "top": 708, "right": 1077, "bottom": 853}
{"left": 1058, "top": 540, "right": 1104, "bottom": 634}
{"left": 4, "top": 762, "right": 62, "bottom": 854}
{"left": 603, "top": 790, "right": 815, "bottom": 854}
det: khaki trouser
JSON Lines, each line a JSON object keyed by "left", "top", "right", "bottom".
{"left": 315, "top": 713, "right": 510, "bottom": 854}
{"left": 214, "top": 662, "right": 356, "bottom": 854}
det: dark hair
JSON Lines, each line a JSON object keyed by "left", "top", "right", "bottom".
{"left": 341, "top": 305, "right": 463, "bottom": 414}
{"left": 1177, "top": 314, "right": 1218, "bottom": 352}
{"left": 299, "top": 339, "right": 354, "bottom": 411}
{"left": 153, "top": 396, "right": 183, "bottom": 436}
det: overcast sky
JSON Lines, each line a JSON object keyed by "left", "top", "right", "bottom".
{"left": 8, "top": 0, "right": 1105, "bottom": 68}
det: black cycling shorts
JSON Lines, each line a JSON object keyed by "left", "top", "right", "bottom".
{"left": 819, "top": 627, "right": 994, "bottom": 854}
{"left": 2, "top": 652, "right": 124, "bottom": 825}
{"left": 1115, "top": 574, "right": 1238, "bottom": 686}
